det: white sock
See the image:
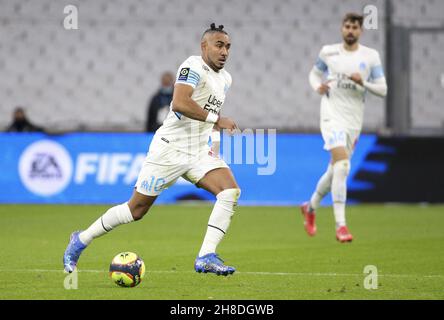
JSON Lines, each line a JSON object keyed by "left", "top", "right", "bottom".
{"left": 334, "top": 202, "right": 346, "bottom": 229}
{"left": 331, "top": 160, "right": 350, "bottom": 228}
{"left": 309, "top": 164, "right": 333, "bottom": 211}
{"left": 198, "top": 188, "right": 241, "bottom": 257}
{"left": 79, "top": 202, "right": 134, "bottom": 245}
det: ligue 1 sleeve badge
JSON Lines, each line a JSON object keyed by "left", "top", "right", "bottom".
{"left": 178, "top": 67, "right": 190, "bottom": 81}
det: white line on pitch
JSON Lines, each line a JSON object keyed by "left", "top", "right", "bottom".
{"left": 0, "top": 269, "right": 443, "bottom": 279}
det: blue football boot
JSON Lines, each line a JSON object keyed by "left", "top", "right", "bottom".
{"left": 194, "top": 253, "right": 235, "bottom": 276}
{"left": 63, "top": 231, "right": 87, "bottom": 273}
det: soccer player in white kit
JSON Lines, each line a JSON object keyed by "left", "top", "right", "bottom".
{"left": 300, "top": 13, "right": 387, "bottom": 242}
{"left": 63, "top": 23, "right": 241, "bottom": 275}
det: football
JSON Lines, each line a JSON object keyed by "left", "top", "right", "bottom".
{"left": 109, "top": 252, "right": 145, "bottom": 287}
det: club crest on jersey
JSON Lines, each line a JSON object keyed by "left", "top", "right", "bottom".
{"left": 359, "top": 62, "right": 367, "bottom": 70}
{"left": 178, "top": 68, "right": 190, "bottom": 81}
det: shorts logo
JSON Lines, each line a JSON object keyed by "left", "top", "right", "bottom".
{"left": 19, "top": 140, "right": 73, "bottom": 196}
{"left": 178, "top": 68, "right": 190, "bottom": 81}
{"left": 140, "top": 176, "right": 166, "bottom": 193}
{"left": 140, "top": 180, "right": 150, "bottom": 191}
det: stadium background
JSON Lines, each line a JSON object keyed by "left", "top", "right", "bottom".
{"left": 1, "top": 0, "right": 444, "bottom": 301}
{"left": 1, "top": 0, "right": 443, "bottom": 205}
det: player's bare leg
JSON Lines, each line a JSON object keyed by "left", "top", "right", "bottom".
{"left": 127, "top": 189, "right": 158, "bottom": 221}
{"left": 194, "top": 168, "right": 241, "bottom": 275}
{"left": 330, "top": 146, "right": 353, "bottom": 242}
{"left": 63, "top": 190, "right": 157, "bottom": 272}
{"left": 197, "top": 167, "right": 239, "bottom": 195}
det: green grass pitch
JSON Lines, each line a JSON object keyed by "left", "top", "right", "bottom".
{"left": 0, "top": 204, "right": 443, "bottom": 300}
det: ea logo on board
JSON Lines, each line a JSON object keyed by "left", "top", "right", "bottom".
{"left": 19, "top": 140, "right": 73, "bottom": 196}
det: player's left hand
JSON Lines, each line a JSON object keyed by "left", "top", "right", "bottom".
{"left": 349, "top": 73, "right": 363, "bottom": 86}
{"left": 217, "top": 116, "right": 239, "bottom": 135}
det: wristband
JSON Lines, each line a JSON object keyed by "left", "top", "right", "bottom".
{"left": 205, "top": 112, "right": 219, "bottom": 124}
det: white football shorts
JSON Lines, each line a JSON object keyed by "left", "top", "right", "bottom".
{"left": 135, "top": 138, "right": 229, "bottom": 196}
{"left": 320, "top": 124, "right": 360, "bottom": 156}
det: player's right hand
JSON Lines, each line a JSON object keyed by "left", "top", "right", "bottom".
{"left": 317, "top": 82, "right": 331, "bottom": 95}
{"left": 217, "top": 116, "right": 239, "bottom": 134}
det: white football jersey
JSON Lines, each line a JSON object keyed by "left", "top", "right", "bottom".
{"left": 154, "top": 56, "right": 232, "bottom": 154}
{"left": 314, "top": 43, "right": 385, "bottom": 130}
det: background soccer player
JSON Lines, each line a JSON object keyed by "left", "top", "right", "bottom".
{"left": 64, "top": 23, "right": 241, "bottom": 275}
{"left": 300, "top": 13, "right": 388, "bottom": 242}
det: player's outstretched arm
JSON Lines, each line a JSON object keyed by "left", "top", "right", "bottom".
{"left": 172, "top": 83, "right": 238, "bottom": 131}
{"left": 363, "top": 77, "right": 387, "bottom": 97}
{"left": 349, "top": 73, "right": 387, "bottom": 97}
